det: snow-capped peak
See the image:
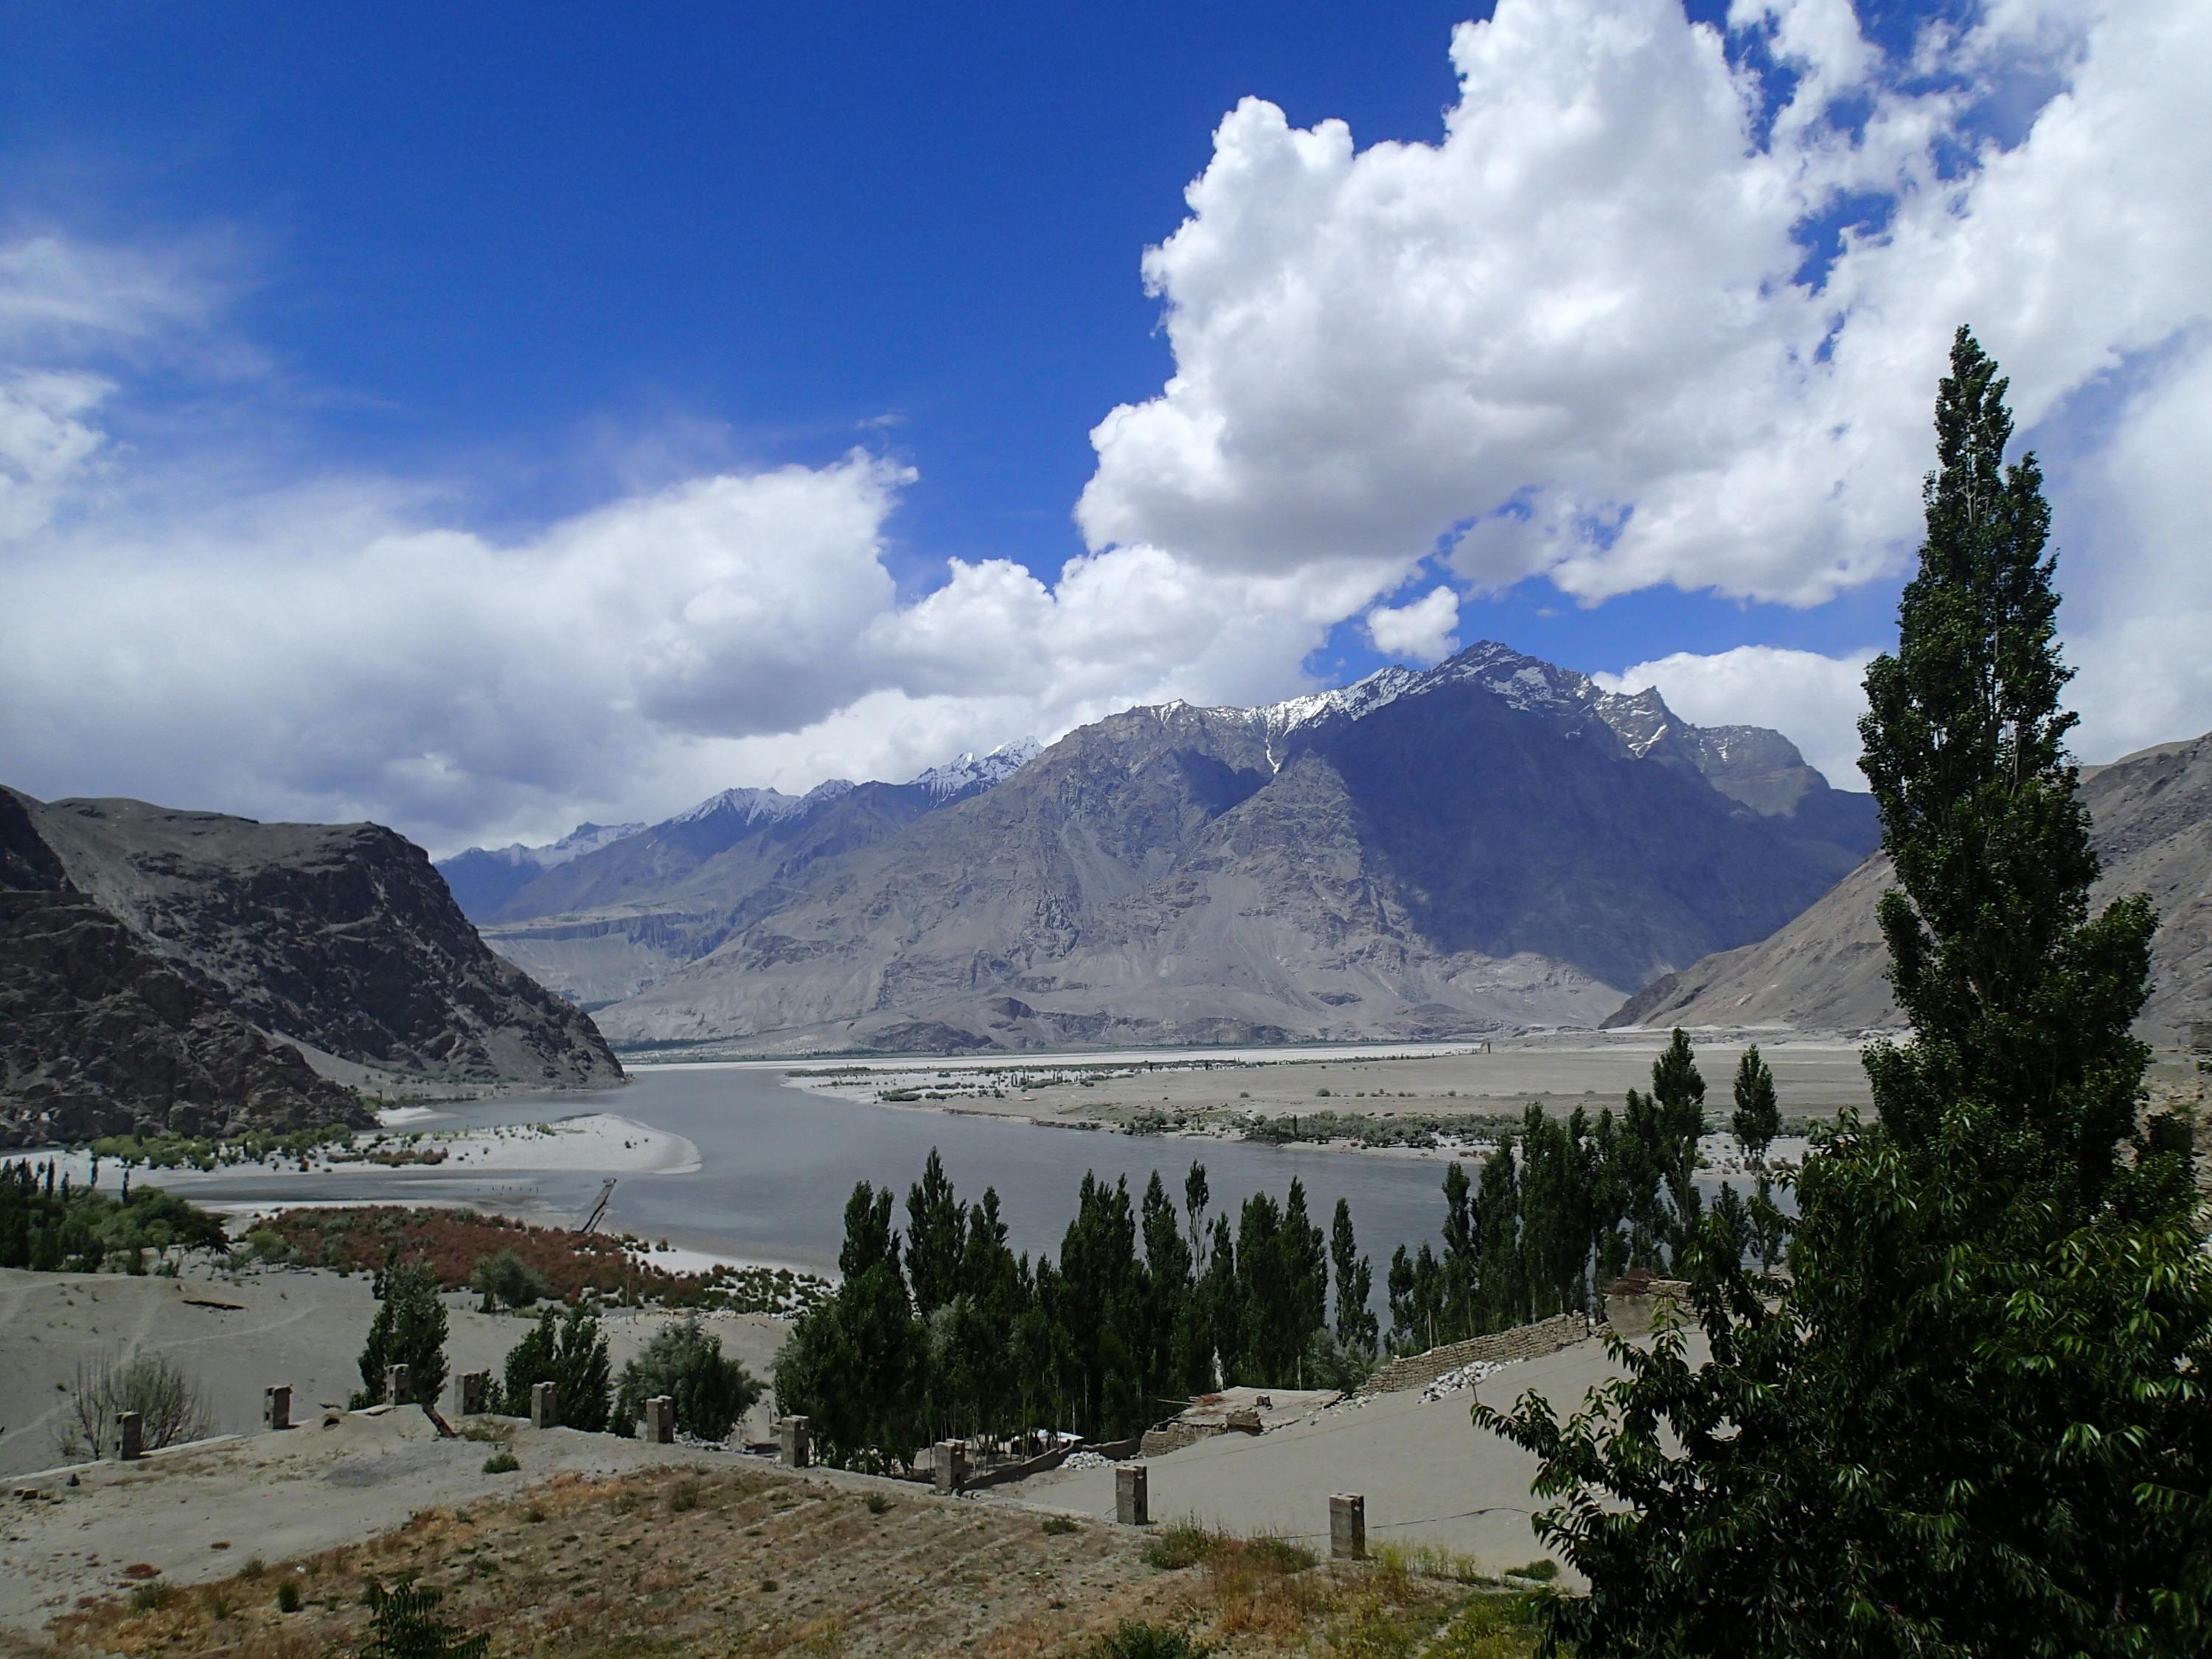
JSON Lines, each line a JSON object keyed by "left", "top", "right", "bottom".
{"left": 666, "top": 786, "right": 808, "bottom": 827}
{"left": 909, "top": 737, "right": 1042, "bottom": 798}
{"left": 461, "top": 819, "right": 647, "bottom": 869}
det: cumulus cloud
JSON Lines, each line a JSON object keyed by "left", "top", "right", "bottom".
{"left": 1366, "top": 586, "right": 1461, "bottom": 664}
{"left": 1078, "top": 0, "right": 2212, "bottom": 706}
{"left": 6, "top": 1, "right": 2209, "bottom": 849}
{"left": 1599, "top": 645, "right": 1878, "bottom": 789}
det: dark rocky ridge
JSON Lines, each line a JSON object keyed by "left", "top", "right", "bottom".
{"left": 1607, "top": 731, "right": 2212, "bottom": 1043}
{"left": 3, "top": 787, "right": 622, "bottom": 1141}
{"left": 1, "top": 790, "right": 368, "bottom": 1146}
{"left": 500, "top": 642, "right": 1881, "bottom": 1053}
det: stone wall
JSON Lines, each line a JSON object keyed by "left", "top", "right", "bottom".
{"left": 1364, "top": 1312, "right": 1593, "bottom": 1394}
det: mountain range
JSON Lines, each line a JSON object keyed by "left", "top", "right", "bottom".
{"left": 2, "top": 787, "right": 622, "bottom": 1147}
{"left": 1607, "top": 729, "right": 2212, "bottom": 1044}
{"left": 442, "top": 644, "right": 1882, "bottom": 1053}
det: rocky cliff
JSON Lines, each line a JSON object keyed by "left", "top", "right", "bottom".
{"left": 487, "top": 643, "right": 1879, "bottom": 1053}
{"left": 1, "top": 791, "right": 368, "bottom": 1146}
{"left": 2, "top": 787, "right": 622, "bottom": 1144}
{"left": 1606, "top": 731, "right": 2212, "bottom": 1043}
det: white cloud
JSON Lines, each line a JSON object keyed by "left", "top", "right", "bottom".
{"left": 1599, "top": 645, "right": 1877, "bottom": 788}
{"left": 1077, "top": 0, "right": 2212, "bottom": 657}
{"left": 1366, "top": 586, "right": 1461, "bottom": 664}
{"left": 0, "top": 370, "right": 108, "bottom": 538}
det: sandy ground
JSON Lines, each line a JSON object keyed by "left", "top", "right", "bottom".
{"left": 781, "top": 1031, "right": 1874, "bottom": 1148}
{"left": 0, "top": 1410, "right": 714, "bottom": 1638}
{"left": 995, "top": 1332, "right": 1677, "bottom": 1576}
{"left": 0, "top": 1265, "right": 790, "bottom": 1481}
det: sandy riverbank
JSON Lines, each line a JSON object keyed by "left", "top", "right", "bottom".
{"left": 770, "top": 1032, "right": 1871, "bottom": 1156}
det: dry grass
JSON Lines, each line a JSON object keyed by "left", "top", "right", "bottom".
{"left": 35, "top": 1466, "right": 1547, "bottom": 1658}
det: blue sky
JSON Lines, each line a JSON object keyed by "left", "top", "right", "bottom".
{"left": 1, "top": 1, "right": 2206, "bottom": 852}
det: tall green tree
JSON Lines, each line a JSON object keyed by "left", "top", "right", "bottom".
{"left": 1478, "top": 327, "right": 2211, "bottom": 1658}
{"left": 352, "top": 1259, "right": 447, "bottom": 1408}
{"left": 501, "top": 1300, "right": 612, "bottom": 1431}
{"left": 904, "top": 1148, "right": 965, "bottom": 1317}
{"left": 1330, "top": 1197, "right": 1378, "bottom": 1355}
{"left": 1729, "top": 1046, "right": 1780, "bottom": 1164}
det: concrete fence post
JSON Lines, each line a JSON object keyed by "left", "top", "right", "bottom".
{"left": 644, "top": 1396, "right": 675, "bottom": 1444}
{"left": 114, "top": 1411, "right": 143, "bottom": 1461}
{"left": 1330, "top": 1493, "right": 1367, "bottom": 1560}
{"left": 933, "top": 1439, "right": 970, "bottom": 1494}
{"left": 530, "top": 1381, "right": 558, "bottom": 1430}
{"left": 385, "top": 1364, "right": 412, "bottom": 1407}
{"left": 777, "top": 1416, "right": 810, "bottom": 1469}
{"left": 264, "top": 1385, "right": 291, "bottom": 1431}
{"left": 1116, "top": 1464, "right": 1150, "bottom": 1526}
{"left": 455, "top": 1371, "right": 490, "bottom": 1416}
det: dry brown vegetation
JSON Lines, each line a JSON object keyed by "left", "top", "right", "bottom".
{"left": 246, "top": 1207, "right": 826, "bottom": 1315}
{"left": 32, "top": 1465, "right": 1545, "bottom": 1658}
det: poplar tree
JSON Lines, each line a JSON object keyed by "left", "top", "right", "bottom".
{"left": 1330, "top": 1197, "right": 1378, "bottom": 1355}
{"left": 1729, "top": 1046, "right": 1779, "bottom": 1163}
{"left": 1478, "top": 328, "right": 2211, "bottom": 1658}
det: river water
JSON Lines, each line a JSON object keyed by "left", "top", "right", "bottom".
{"left": 147, "top": 1062, "right": 1784, "bottom": 1277}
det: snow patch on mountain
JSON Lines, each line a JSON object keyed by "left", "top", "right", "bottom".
{"left": 909, "top": 738, "right": 1042, "bottom": 799}
{"left": 463, "top": 820, "right": 647, "bottom": 870}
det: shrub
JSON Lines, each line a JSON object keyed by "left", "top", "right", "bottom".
{"left": 613, "top": 1315, "right": 761, "bottom": 1441}
{"left": 500, "top": 1301, "right": 611, "bottom": 1432}
{"left": 1141, "top": 1520, "right": 1226, "bottom": 1571}
{"left": 128, "top": 1581, "right": 178, "bottom": 1613}
{"left": 1505, "top": 1559, "right": 1558, "bottom": 1582}
{"left": 1088, "top": 1621, "right": 1212, "bottom": 1658}
{"left": 62, "top": 1354, "right": 214, "bottom": 1461}
{"left": 360, "top": 1577, "right": 487, "bottom": 1659}
{"left": 865, "top": 1492, "right": 894, "bottom": 1515}
{"left": 470, "top": 1248, "right": 548, "bottom": 1312}
{"left": 481, "top": 1452, "right": 519, "bottom": 1474}
{"left": 1042, "top": 1514, "right": 1079, "bottom": 1536}
{"left": 667, "top": 1477, "right": 700, "bottom": 1514}
{"left": 275, "top": 1580, "right": 302, "bottom": 1614}
{"left": 240, "top": 1557, "right": 266, "bottom": 1581}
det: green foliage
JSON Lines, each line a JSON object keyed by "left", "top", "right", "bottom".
{"left": 1085, "top": 1619, "right": 1214, "bottom": 1659}
{"left": 0, "top": 1159, "right": 227, "bottom": 1272}
{"left": 614, "top": 1314, "right": 760, "bottom": 1441}
{"left": 480, "top": 1452, "right": 518, "bottom": 1474}
{"left": 1478, "top": 329, "right": 2212, "bottom": 1658}
{"left": 359, "top": 1577, "right": 487, "bottom": 1659}
{"left": 501, "top": 1301, "right": 611, "bottom": 1431}
{"left": 128, "top": 1580, "right": 178, "bottom": 1613}
{"left": 1730, "top": 1046, "right": 1780, "bottom": 1161}
{"left": 351, "top": 1259, "right": 448, "bottom": 1408}
{"left": 275, "top": 1580, "right": 302, "bottom": 1614}
{"left": 1040, "top": 1513, "right": 1078, "bottom": 1534}
{"left": 1330, "top": 1197, "right": 1380, "bottom": 1356}
{"left": 1141, "top": 1520, "right": 1229, "bottom": 1571}
{"left": 470, "top": 1248, "right": 547, "bottom": 1312}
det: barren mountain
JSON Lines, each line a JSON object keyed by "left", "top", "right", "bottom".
{"left": 495, "top": 644, "right": 1880, "bottom": 1053}
{"left": 2, "top": 788, "right": 623, "bottom": 1135}
{"left": 1606, "top": 731, "right": 2212, "bottom": 1043}
{"left": 1, "top": 790, "right": 369, "bottom": 1146}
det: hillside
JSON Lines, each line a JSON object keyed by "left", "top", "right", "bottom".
{"left": 472, "top": 643, "right": 1881, "bottom": 1053}
{"left": 1607, "top": 731, "right": 2212, "bottom": 1043}
{"left": 1, "top": 787, "right": 622, "bottom": 1143}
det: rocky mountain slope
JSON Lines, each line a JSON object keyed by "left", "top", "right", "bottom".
{"left": 1, "top": 790, "right": 369, "bottom": 1146}
{"left": 1607, "top": 731, "right": 2212, "bottom": 1043}
{"left": 2, "top": 787, "right": 622, "bottom": 1142}
{"left": 471, "top": 644, "right": 1879, "bottom": 1053}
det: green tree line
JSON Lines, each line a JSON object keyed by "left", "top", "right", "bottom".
{"left": 0, "top": 1158, "right": 226, "bottom": 1271}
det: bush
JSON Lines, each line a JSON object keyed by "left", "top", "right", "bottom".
{"left": 360, "top": 1578, "right": 487, "bottom": 1659}
{"left": 1041, "top": 1514, "right": 1079, "bottom": 1535}
{"left": 62, "top": 1354, "right": 214, "bottom": 1461}
{"left": 350, "top": 1259, "right": 447, "bottom": 1408}
{"left": 128, "top": 1581, "right": 178, "bottom": 1613}
{"left": 613, "top": 1315, "right": 761, "bottom": 1441}
{"left": 481, "top": 1452, "right": 519, "bottom": 1474}
{"left": 1088, "top": 1621, "right": 1212, "bottom": 1658}
{"left": 865, "top": 1492, "right": 894, "bottom": 1516}
{"left": 1506, "top": 1559, "right": 1558, "bottom": 1582}
{"left": 470, "top": 1248, "right": 548, "bottom": 1312}
{"left": 1141, "top": 1520, "right": 1226, "bottom": 1571}
{"left": 667, "top": 1477, "right": 700, "bottom": 1514}
{"left": 500, "top": 1301, "right": 611, "bottom": 1432}
{"left": 275, "top": 1580, "right": 302, "bottom": 1614}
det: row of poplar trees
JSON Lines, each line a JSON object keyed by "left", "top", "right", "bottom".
{"left": 771, "top": 1028, "right": 1773, "bottom": 1468}
{"left": 770, "top": 1155, "right": 1375, "bottom": 1464}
